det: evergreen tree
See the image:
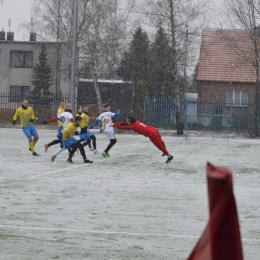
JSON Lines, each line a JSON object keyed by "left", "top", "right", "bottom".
{"left": 129, "top": 27, "right": 150, "bottom": 85}
{"left": 117, "top": 27, "right": 151, "bottom": 117}
{"left": 117, "top": 52, "right": 131, "bottom": 81}
{"left": 150, "top": 27, "right": 174, "bottom": 96}
{"left": 118, "top": 27, "right": 150, "bottom": 85}
{"left": 31, "top": 44, "right": 52, "bottom": 96}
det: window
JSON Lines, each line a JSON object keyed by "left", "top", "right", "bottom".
{"left": 10, "top": 85, "right": 30, "bottom": 101}
{"left": 10, "top": 51, "right": 33, "bottom": 68}
{"left": 226, "top": 90, "right": 248, "bottom": 106}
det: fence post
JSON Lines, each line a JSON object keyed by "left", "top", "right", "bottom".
{"left": 184, "top": 98, "right": 188, "bottom": 140}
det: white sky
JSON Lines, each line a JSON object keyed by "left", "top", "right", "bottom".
{"left": 0, "top": 0, "right": 32, "bottom": 40}
{"left": 0, "top": 0, "right": 224, "bottom": 41}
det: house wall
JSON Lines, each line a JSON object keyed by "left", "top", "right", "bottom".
{"left": 0, "top": 39, "right": 70, "bottom": 95}
{"left": 197, "top": 81, "right": 256, "bottom": 101}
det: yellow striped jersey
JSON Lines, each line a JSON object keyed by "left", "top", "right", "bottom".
{"left": 57, "top": 107, "right": 65, "bottom": 126}
{"left": 13, "top": 106, "right": 35, "bottom": 127}
{"left": 61, "top": 122, "right": 80, "bottom": 141}
{"left": 76, "top": 112, "right": 89, "bottom": 128}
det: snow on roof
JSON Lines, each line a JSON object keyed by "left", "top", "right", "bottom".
{"left": 79, "top": 79, "right": 130, "bottom": 84}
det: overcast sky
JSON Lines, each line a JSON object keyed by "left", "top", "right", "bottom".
{"left": 0, "top": 0, "right": 31, "bottom": 40}
{"left": 0, "top": 0, "right": 224, "bottom": 41}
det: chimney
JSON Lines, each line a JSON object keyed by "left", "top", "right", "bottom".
{"left": 7, "top": 31, "right": 14, "bottom": 41}
{"left": 0, "top": 29, "right": 5, "bottom": 40}
{"left": 30, "top": 32, "right": 36, "bottom": 41}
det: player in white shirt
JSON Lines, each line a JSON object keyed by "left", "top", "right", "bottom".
{"left": 90, "top": 103, "right": 120, "bottom": 157}
{"left": 43, "top": 103, "right": 75, "bottom": 160}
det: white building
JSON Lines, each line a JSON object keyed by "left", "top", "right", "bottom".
{"left": 0, "top": 30, "right": 70, "bottom": 100}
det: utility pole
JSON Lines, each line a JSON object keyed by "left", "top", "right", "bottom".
{"left": 183, "top": 24, "right": 188, "bottom": 97}
{"left": 55, "top": 0, "right": 61, "bottom": 105}
{"left": 69, "top": 0, "right": 78, "bottom": 114}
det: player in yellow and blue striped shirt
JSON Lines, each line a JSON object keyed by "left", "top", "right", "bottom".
{"left": 59, "top": 116, "right": 93, "bottom": 164}
{"left": 13, "top": 100, "right": 39, "bottom": 156}
{"left": 76, "top": 105, "right": 100, "bottom": 155}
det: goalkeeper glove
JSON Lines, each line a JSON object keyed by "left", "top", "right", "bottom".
{"left": 114, "top": 110, "right": 120, "bottom": 116}
{"left": 29, "top": 119, "right": 34, "bottom": 123}
{"left": 12, "top": 120, "right": 16, "bottom": 125}
{"left": 43, "top": 121, "right": 47, "bottom": 124}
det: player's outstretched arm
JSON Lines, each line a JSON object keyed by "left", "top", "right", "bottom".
{"left": 112, "top": 123, "right": 131, "bottom": 130}
{"left": 90, "top": 119, "right": 101, "bottom": 129}
{"left": 43, "top": 116, "right": 58, "bottom": 124}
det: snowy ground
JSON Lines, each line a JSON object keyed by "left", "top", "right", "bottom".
{"left": 0, "top": 128, "right": 259, "bottom": 260}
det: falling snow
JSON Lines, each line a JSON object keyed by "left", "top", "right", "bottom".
{"left": 0, "top": 128, "right": 259, "bottom": 259}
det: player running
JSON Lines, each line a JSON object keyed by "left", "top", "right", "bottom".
{"left": 43, "top": 102, "right": 73, "bottom": 152}
{"left": 76, "top": 105, "right": 100, "bottom": 155}
{"left": 90, "top": 103, "right": 120, "bottom": 158}
{"left": 111, "top": 116, "right": 173, "bottom": 163}
{"left": 13, "top": 100, "right": 39, "bottom": 156}
{"left": 58, "top": 116, "right": 93, "bottom": 164}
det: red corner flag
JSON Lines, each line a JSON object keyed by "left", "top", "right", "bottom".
{"left": 187, "top": 162, "right": 243, "bottom": 260}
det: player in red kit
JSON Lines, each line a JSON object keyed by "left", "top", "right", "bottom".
{"left": 111, "top": 117, "right": 173, "bottom": 163}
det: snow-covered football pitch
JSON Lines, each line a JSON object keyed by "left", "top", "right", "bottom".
{"left": 0, "top": 128, "right": 259, "bottom": 260}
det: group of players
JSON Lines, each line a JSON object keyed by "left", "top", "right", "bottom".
{"left": 12, "top": 100, "right": 173, "bottom": 164}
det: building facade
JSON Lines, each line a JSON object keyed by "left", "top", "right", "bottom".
{"left": 0, "top": 30, "right": 70, "bottom": 101}
{"left": 197, "top": 29, "right": 258, "bottom": 106}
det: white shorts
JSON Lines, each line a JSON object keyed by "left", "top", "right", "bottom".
{"left": 105, "top": 131, "right": 115, "bottom": 140}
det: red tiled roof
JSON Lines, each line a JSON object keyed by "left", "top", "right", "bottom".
{"left": 197, "top": 29, "right": 257, "bottom": 83}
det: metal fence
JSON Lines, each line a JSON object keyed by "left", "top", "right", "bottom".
{"left": 0, "top": 92, "right": 132, "bottom": 125}
{"left": 1, "top": 92, "right": 259, "bottom": 134}
{"left": 143, "top": 97, "right": 259, "bottom": 134}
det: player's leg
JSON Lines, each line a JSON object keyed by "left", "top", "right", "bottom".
{"left": 82, "top": 139, "right": 91, "bottom": 147}
{"left": 148, "top": 131, "right": 168, "bottom": 153}
{"left": 23, "top": 127, "right": 38, "bottom": 155}
{"left": 102, "top": 132, "right": 116, "bottom": 157}
{"left": 51, "top": 146, "right": 67, "bottom": 161}
{"left": 149, "top": 135, "right": 173, "bottom": 163}
{"left": 75, "top": 141, "right": 93, "bottom": 163}
{"left": 87, "top": 139, "right": 93, "bottom": 151}
{"left": 64, "top": 139, "right": 76, "bottom": 163}
{"left": 90, "top": 135, "right": 96, "bottom": 149}
{"left": 30, "top": 126, "right": 39, "bottom": 148}
{"left": 79, "top": 133, "right": 90, "bottom": 147}
{"left": 46, "top": 126, "right": 63, "bottom": 153}
{"left": 45, "top": 139, "right": 60, "bottom": 152}
{"left": 90, "top": 135, "right": 99, "bottom": 154}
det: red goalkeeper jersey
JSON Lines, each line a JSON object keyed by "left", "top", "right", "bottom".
{"left": 113, "top": 120, "right": 158, "bottom": 137}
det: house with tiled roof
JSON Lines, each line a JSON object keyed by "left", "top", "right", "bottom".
{"left": 197, "top": 28, "right": 258, "bottom": 106}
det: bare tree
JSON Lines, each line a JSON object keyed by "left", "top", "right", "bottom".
{"left": 136, "top": 0, "right": 208, "bottom": 135}
{"left": 220, "top": 0, "right": 260, "bottom": 136}
{"left": 20, "top": 0, "right": 134, "bottom": 113}
{"left": 78, "top": 0, "right": 136, "bottom": 112}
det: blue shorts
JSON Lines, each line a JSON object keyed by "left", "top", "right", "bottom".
{"left": 57, "top": 126, "right": 63, "bottom": 138}
{"left": 22, "top": 125, "right": 38, "bottom": 138}
{"left": 64, "top": 138, "right": 78, "bottom": 149}
{"left": 79, "top": 133, "right": 93, "bottom": 141}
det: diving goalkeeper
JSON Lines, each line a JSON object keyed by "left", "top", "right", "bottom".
{"left": 111, "top": 117, "right": 173, "bottom": 163}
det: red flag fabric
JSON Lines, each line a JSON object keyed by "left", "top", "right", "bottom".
{"left": 187, "top": 162, "right": 243, "bottom": 260}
